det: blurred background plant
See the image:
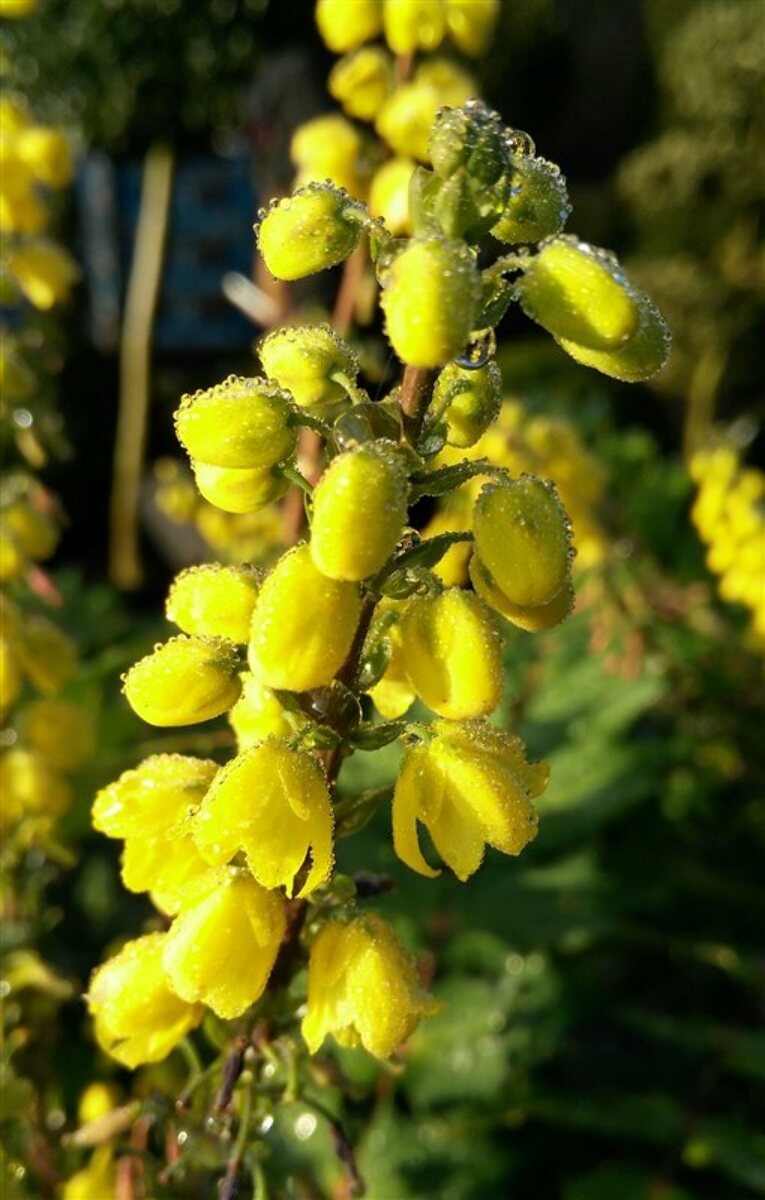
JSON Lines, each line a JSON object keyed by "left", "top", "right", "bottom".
{"left": 0, "top": 1, "right": 763, "bottom": 1198}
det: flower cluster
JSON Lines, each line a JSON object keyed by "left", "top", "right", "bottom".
{"left": 690, "top": 445, "right": 765, "bottom": 645}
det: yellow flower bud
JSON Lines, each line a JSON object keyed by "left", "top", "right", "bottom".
{"left": 15, "top": 126, "right": 73, "bottom": 189}
{"left": 192, "top": 459, "right": 288, "bottom": 514}
{"left": 174, "top": 376, "right": 295, "bottom": 470}
{"left": 16, "top": 615, "right": 77, "bottom": 692}
{"left": 0, "top": 179, "right": 48, "bottom": 236}
{"left": 380, "top": 236, "right": 480, "bottom": 368}
{"left": 162, "top": 868, "right": 286, "bottom": 1019}
{"left": 399, "top": 588, "right": 502, "bottom": 719}
{"left": 316, "top": 0, "right": 382, "bottom": 53}
{"left": 433, "top": 360, "right": 502, "bottom": 448}
{"left": 259, "top": 323, "right": 359, "bottom": 410}
{"left": 1, "top": 500, "right": 58, "bottom": 560}
{"left": 123, "top": 635, "right": 241, "bottom": 727}
{"left": 77, "top": 1082, "right": 121, "bottom": 1126}
{"left": 122, "top": 828, "right": 213, "bottom": 916}
{"left": 302, "top": 913, "right": 438, "bottom": 1059}
{"left": 516, "top": 236, "right": 640, "bottom": 350}
{"left": 557, "top": 291, "right": 672, "bottom": 382}
{"left": 166, "top": 564, "right": 260, "bottom": 644}
{"left": 7, "top": 239, "right": 79, "bottom": 310}
{"left": 228, "top": 671, "right": 297, "bottom": 749}
{"left": 445, "top": 0, "right": 499, "bottom": 56}
{"left": 0, "top": 636, "right": 21, "bottom": 716}
{"left": 19, "top": 699, "right": 95, "bottom": 770}
{"left": 376, "top": 61, "right": 475, "bottom": 162}
{"left": 0, "top": 747, "right": 70, "bottom": 829}
{"left": 383, "top": 0, "right": 445, "bottom": 54}
{"left": 86, "top": 933, "right": 202, "bottom": 1068}
{"left": 193, "top": 740, "right": 334, "bottom": 897}
{"left": 329, "top": 46, "right": 393, "bottom": 122}
{"left": 393, "top": 720, "right": 547, "bottom": 880}
{"left": 369, "top": 157, "right": 415, "bottom": 236}
{"left": 472, "top": 475, "right": 572, "bottom": 609}
{"left": 248, "top": 545, "right": 361, "bottom": 691}
{"left": 469, "top": 552, "right": 573, "bottom": 631}
{"left": 492, "top": 155, "right": 571, "bottom": 245}
{"left": 92, "top": 754, "right": 217, "bottom": 839}
{"left": 61, "top": 1147, "right": 116, "bottom": 1200}
{"left": 291, "top": 113, "right": 375, "bottom": 202}
{"left": 311, "top": 443, "right": 409, "bottom": 581}
{"left": 257, "top": 184, "right": 364, "bottom": 281}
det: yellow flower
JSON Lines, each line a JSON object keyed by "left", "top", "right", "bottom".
{"left": 392, "top": 720, "right": 548, "bottom": 880}
{"left": 192, "top": 459, "right": 288, "bottom": 514}
{"left": 470, "top": 553, "right": 573, "bottom": 631}
{"left": 228, "top": 671, "right": 297, "bottom": 749}
{"left": 77, "top": 1082, "right": 121, "bottom": 1126}
{"left": 19, "top": 698, "right": 95, "bottom": 770}
{"left": 291, "top": 113, "right": 375, "bottom": 200}
{"left": 0, "top": 0, "right": 39, "bottom": 17}
{"left": 248, "top": 544, "right": 361, "bottom": 691}
{"left": 123, "top": 635, "right": 241, "bottom": 726}
{"left": 380, "top": 236, "right": 480, "bottom": 368}
{"left": 87, "top": 933, "right": 203, "bottom": 1068}
{"left": 16, "top": 614, "right": 77, "bottom": 692}
{"left": 302, "top": 913, "right": 438, "bottom": 1058}
{"left": 445, "top": 0, "right": 499, "bottom": 56}
{"left": 174, "top": 376, "right": 296, "bottom": 470}
{"left": 0, "top": 747, "right": 70, "bottom": 829}
{"left": 259, "top": 323, "right": 358, "bottom": 410}
{"left": 383, "top": 0, "right": 445, "bottom": 55}
{"left": 92, "top": 753, "right": 218, "bottom": 839}
{"left": 166, "top": 564, "right": 261, "bottom": 644}
{"left": 61, "top": 1147, "right": 116, "bottom": 1200}
{"left": 557, "top": 290, "right": 671, "bottom": 382}
{"left": 432, "top": 360, "right": 502, "bottom": 448}
{"left": 121, "top": 828, "right": 213, "bottom": 915}
{"left": 315, "top": 0, "right": 382, "bottom": 53}
{"left": 311, "top": 444, "right": 409, "bottom": 581}
{"left": 193, "top": 739, "right": 334, "bottom": 897}
{"left": 376, "top": 60, "right": 475, "bottom": 162}
{"left": 7, "top": 239, "right": 79, "bottom": 310}
{"left": 369, "top": 157, "right": 415, "bottom": 236}
{"left": 15, "top": 126, "right": 73, "bottom": 189}
{"left": 399, "top": 588, "right": 502, "bottom": 719}
{"left": 162, "top": 868, "right": 286, "bottom": 1019}
{"left": 329, "top": 46, "right": 393, "bottom": 122}
{"left": 368, "top": 604, "right": 416, "bottom": 719}
{"left": 257, "top": 184, "right": 364, "bottom": 281}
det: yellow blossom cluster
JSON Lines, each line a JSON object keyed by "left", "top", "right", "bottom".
{"left": 690, "top": 445, "right": 765, "bottom": 644}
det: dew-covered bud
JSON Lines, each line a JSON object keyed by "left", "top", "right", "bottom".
{"left": 445, "top": 0, "right": 499, "bottom": 56}
{"left": 166, "top": 564, "right": 260, "bottom": 644}
{"left": 429, "top": 102, "right": 506, "bottom": 185}
{"left": 92, "top": 754, "right": 218, "bottom": 839}
{"left": 19, "top": 699, "right": 95, "bottom": 771}
{"left": 302, "top": 913, "right": 438, "bottom": 1058}
{"left": 433, "top": 360, "right": 502, "bottom": 448}
{"left": 228, "top": 671, "right": 298, "bottom": 749}
{"left": 316, "top": 0, "right": 383, "bottom": 53}
{"left": 393, "top": 720, "right": 548, "bottom": 879}
{"left": 162, "top": 869, "right": 286, "bottom": 1019}
{"left": 192, "top": 459, "right": 288, "bottom": 514}
{"left": 329, "top": 46, "right": 394, "bottom": 121}
{"left": 311, "top": 443, "right": 409, "bottom": 581}
{"left": 7, "top": 239, "right": 79, "bottom": 310}
{"left": 376, "top": 61, "right": 475, "bottom": 162}
{"left": 257, "top": 184, "right": 364, "bottom": 281}
{"left": 472, "top": 475, "right": 572, "bottom": 609}
{"left": 557, "top": 291, "right": 672, "bottom": 382}
{"left": 369, "top": 157, "right": 415, "bottom": 236}
{"left": 259, "top": 324, "right": 359, "bottom": 410}
{"left": 123, "top": 636, "right": 241, "bottom": 727}
{"left": 383, "top": 0, "right": 445, "bottom": 54}
{"left": 248, "top": 544, "right": 361, "bottom": 691}
{"left": 86, "top": 934, "right": 203, "bottom": 1068}
{"left": 399, "top": 588, "right": 502, "bottom": 719}
{"left": 16, "top": 616, "right": 77, "bottom": 693}
{"left": 193, "top": 739, "right": 334, "bottom": 897}
{"left": 469, "top": 553, "right": 573, "bottom": 631}
{"left": 492, "top": 155, "right": 571, "bottom": 245}
{"left": 379, "top": 236, "right": 480, "bottom": 367}
{"left": 174, "top": 376, "right": 295, "bottom": 470}
{"left": 516, "top": 236, "right": 641, "bottom": 350}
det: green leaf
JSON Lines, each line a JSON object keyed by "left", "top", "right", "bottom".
{"left": 409, "top": 458, "right": 503, "bottom": 500}
{"left": 350, "top": 721, "right": 408, "bottom": 751}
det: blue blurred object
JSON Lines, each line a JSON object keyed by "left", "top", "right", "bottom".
{"left": 77, "top": 152, "right": 258, "bottom": 352}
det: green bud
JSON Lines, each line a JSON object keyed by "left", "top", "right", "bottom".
{"left": 429, "top": 102, "right": 507, "bottom": 185}
{"left": 516, "top": 236, "right": 641, "bottom": 350}
{"left": 473, "top": 475, "right": 572, "bottom": 609}
{"left": 379, "top": 236, "right": 480, "bottom": 368}
{"left": 492, "top": 155, "right": 571, "bottom": 245}
{"left": 557, "top": 292, "right": 671, "bottom": 382}
{"left": 259, "top": 324, "right": 358, "bottom": 410}
{"left": 432, "top": 360, "right": 502, "bottom": 448}
{"left": 257, "top": 184, "right": 364, "bottom": 280}
{"left": 192, "top": 461, "right": 288, "bottom": 514}
{"left": 311, "top": 442, "right": 409, "bottom": 581}
{"left": 174, "top": 376, "right": 295, "bottom": 470}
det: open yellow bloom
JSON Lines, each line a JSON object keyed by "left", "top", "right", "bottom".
{"left": 162, "top": 868, "right": 286, "bottom": 1019}
{"left": 193, "top": 740, "right": 334, "bottom": 897}
{"left": 302, "top": 914, "right": 438, "bottom": 1059}
{"left": 92, "top": 753, "right": 218, "bottom": 838}
{"left": 121, "top": 829, "right": 213, "bottom": 915}
{"left": 393, "top": 720, "right": 548, "bottom": 880}
{"left": 87, "top": 933, "right": 202, "bottom": 1068}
